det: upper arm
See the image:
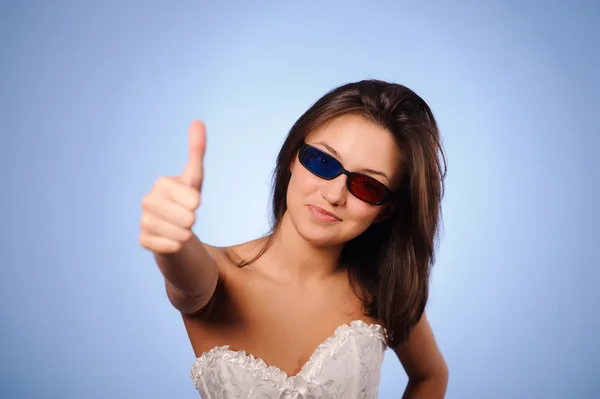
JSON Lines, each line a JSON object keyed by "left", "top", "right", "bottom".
{"left": 393, "top": 312, "right": 448, "bottom": 381}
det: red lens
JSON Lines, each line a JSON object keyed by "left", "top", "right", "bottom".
{"left": 348, "top": 174, "right": 387, "bottom": 203}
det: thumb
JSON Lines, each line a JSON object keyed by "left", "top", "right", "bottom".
{"left": 180, "top": 120, "right": 206, "bottom": 190}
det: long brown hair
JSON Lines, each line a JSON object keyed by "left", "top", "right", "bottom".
{"left": 236, "top": 79, "right": 446, "bottom": 348}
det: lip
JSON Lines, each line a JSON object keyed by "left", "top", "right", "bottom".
{"left": 307, "top": 205, "right": 342, "bottom": 222}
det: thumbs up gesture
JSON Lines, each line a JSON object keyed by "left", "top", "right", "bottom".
{"left": 139, "top": 121, "right": 207, "bottom": 254}
{"left": 179, "top": 121, "right": 206, "bottom": 191}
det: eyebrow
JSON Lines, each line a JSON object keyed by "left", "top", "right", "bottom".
{"left": 312, "top": 141, "right": 392, "bottom": 183}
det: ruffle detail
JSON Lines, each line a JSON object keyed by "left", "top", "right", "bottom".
{"left": 191, "top": 345, "right": 292, "bottom": 389}
{"left": 190, "top": 320, "right": 387, "bottom": 388}
{"left": 299, "top": 320, "right": 387, "bottom": 379}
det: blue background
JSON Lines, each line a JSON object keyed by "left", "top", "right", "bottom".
{"left": 2, "top": 1, "right": 598, "bottom": 398}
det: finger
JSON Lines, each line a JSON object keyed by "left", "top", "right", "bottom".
{"left": 180, "top": 120, "right": 206, "bottom": 190}
{"left": 139, "top": 233, "right": 183, "bottom": 254}
{"left": 142, "top": 195, "right": 196, "bottom": 229}
{"left": 153, "top": 177, "right": 201, "bottom": 211}
{"left": 141, "top": 214, "right": 194, "bottom": 242}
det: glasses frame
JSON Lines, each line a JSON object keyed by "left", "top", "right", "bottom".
{"left": 298, "top": 143, "right": 395, "bottom": 205}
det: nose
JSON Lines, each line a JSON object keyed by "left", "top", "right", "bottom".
{"left": 320, "top": 174, "right": 348, "bottom": 206}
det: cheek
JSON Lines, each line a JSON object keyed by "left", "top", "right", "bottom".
{"left": 288, "top": 166, "right": 320, "bottom": 199}
{"left": 346, "top": 198, "right": 381, "bottom": 226}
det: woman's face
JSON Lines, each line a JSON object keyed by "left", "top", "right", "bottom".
{"left": 286, "top": 114, "right": 402, "bottom": 247}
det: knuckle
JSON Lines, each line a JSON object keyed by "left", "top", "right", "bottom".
{"left": 184, "top": 212, "right": 196, "bottom": 229}
{"left": 153, "top": 176, "right": 172, "bottom": 193}
{"left": 140, "top": 213, "right": 154, "bottom": 230}
{"left": 139, "top": 234, "right": 152, "bottom": 250}
{"left": 181, "top": 229, "right": 194, "bottom": 242}
{"left": 182, "top": 186, "right": 201, "bottom": 208}
{"left": 154, "top": 176, "right": 169, "bottom": 186}
{"left": 193, "top": 192, "right": 202, "bottom": 209}
{"left": 170, "top": 241, "right": 183, "bottom": 253}
{"left": 141, "top": 195, "right": 153, "bottom": 210}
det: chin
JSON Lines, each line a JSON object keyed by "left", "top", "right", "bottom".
{"left": 299, "top": 226, "right": 345, "bottom": 247}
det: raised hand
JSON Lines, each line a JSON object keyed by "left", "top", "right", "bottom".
{"left": 139, "top": 121, "right": 207, "bottom": 254}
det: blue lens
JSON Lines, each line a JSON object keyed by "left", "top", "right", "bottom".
{"left": 303, "top": 147, "right": 341, "bottom": 179}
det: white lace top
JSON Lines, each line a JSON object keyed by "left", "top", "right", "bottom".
{"left": 190, "top": 320, "right": 387, "bottom": 398}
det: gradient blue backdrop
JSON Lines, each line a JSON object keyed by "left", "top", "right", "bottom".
{"left": 2, "top": 1, "right": 598, "bottom": 398}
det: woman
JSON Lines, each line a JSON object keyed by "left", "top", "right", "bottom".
{"left": 139, "top": 80, "right": 449, "bottom": 398}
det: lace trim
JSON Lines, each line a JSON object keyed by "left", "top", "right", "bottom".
{"left": 190, "top": 320, "right": 387, "bottom": 389}
{"left": 300, "top": 320, "right": 386, "bottom": 379}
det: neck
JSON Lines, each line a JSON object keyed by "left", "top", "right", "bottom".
{"left": 260, "top": 211, "right": 344, "bottom": 283}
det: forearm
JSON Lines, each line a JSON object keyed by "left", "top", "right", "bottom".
{"left": 154, "top": 234, "right": 218, "bottom": 299}
{"left": 402, "top": 373, "right": 448, "bottom": 399}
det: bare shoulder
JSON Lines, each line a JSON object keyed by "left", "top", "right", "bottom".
{"left": 201, "top": 242, "right": 231, "bottom": 268}
{"left": 223, "top": 237, "right": 270, "bottom": 264}
{"left": 202, "top": 237, "right": 269, "bottom": 275}
{"left": 180, "top": 237, "right": 269, "bottom": 355}
{"left": 181, "top": 238, "right": 267, "bottom": 320}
